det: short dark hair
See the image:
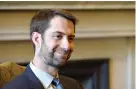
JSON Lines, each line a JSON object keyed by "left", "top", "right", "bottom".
{"left": 30, "top": 9, "right": 78, "bottom": 52}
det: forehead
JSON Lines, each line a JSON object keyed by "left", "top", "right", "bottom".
{"left": 47, "top": 15, "right": 75, "bottom": 34}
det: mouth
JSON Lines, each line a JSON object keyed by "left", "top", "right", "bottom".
{"left": 55, "top": 52, "right": 69, "bottom": 59}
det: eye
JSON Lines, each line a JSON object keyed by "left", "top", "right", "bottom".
{"left": 68, "top": 37, "right": 75, "bottom": 42}
{"left": 53, "top": 34, "right": 63, "bottom": 39}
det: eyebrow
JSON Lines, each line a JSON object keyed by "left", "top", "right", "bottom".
{"left": 53, "top": 31, "right": 75, "bottom": 37}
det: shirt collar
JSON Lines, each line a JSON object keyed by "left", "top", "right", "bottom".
{"left": 30, "top": 61, "right": 54, "bottom": 88}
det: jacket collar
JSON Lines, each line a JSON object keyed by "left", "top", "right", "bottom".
{"left": 23, "top": 65, "right": 44, "bottom": 89}
{"left": 23, "top": 65, "right": 69, "bottom": 89}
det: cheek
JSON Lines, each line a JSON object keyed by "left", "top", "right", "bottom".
{"left": 46, "top": 40, "right": 59, "bottom": 51}
{"left": 45, "top": 37, "right": 53, "bottom": 47}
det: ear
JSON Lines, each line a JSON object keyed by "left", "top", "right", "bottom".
{"left": 32, "top": 32, "right": 42, "bottom": 48}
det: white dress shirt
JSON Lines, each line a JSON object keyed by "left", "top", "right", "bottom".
{"left": 30, "top": 62, "right": 55, "bottom": 89}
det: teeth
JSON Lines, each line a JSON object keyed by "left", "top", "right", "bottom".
{"left": 56, "top": 52, "right": 67, "bottom": 56}
{"left": 57, "top": 52, "right": 66, "bottom": 55}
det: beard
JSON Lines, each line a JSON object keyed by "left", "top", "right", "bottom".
{"left": 38, "top": 42, "right": 72, "bottom": 69}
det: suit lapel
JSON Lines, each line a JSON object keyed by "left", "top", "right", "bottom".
{"left": 59, "top": 76, "right": 68, "bottom": 89}
{"left": 23, "top": 65, "right": 44, "bottom": 89}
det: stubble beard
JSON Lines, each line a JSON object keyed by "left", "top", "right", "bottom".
{"left": 38, "top": 46, "right": 69, "bottom": 69}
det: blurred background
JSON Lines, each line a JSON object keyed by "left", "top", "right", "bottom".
{"left": 0, "top": 1, "right": 135, "bottom": 89}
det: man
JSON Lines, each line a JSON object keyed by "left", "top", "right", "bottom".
{"left": 2, "top": 9, "right": 83, "bottom": 89}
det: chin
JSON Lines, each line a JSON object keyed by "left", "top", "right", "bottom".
{"left": 56, "top": 58, "right": 67, "bottom": 68}
{"left": 60, "top": 58, "right": 67, "bottom": 65}
{"left": 53, "top": 62, "right": 66, "bottom": 69}
{"left": 54, "top": 54, "right": 70, "bottom": 67}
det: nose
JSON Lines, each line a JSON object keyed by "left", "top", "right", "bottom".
{"left": 61, "top": 37, "right": 70, "bottom": 51}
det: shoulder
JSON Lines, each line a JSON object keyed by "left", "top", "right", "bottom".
{"left": 59, "top": 75, "right": 83, "bottom": 89}
{"left": 2, "top": 73, "right": 29, "bottom": 89}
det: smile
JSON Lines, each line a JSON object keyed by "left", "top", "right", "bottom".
{"left": 56, "top": 52, "right": 68, "bottom": 57}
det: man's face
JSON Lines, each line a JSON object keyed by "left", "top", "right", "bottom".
{"left": 38, "top": 16, "right": 75, "bottom": 68}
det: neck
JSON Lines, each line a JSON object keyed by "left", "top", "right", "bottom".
{"left": 32, "top": 56, "right": 58, "bottom": 77}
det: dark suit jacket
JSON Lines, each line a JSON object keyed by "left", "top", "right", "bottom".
{"left": 2, "top": 65, "right": 83, "bottom": 89}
